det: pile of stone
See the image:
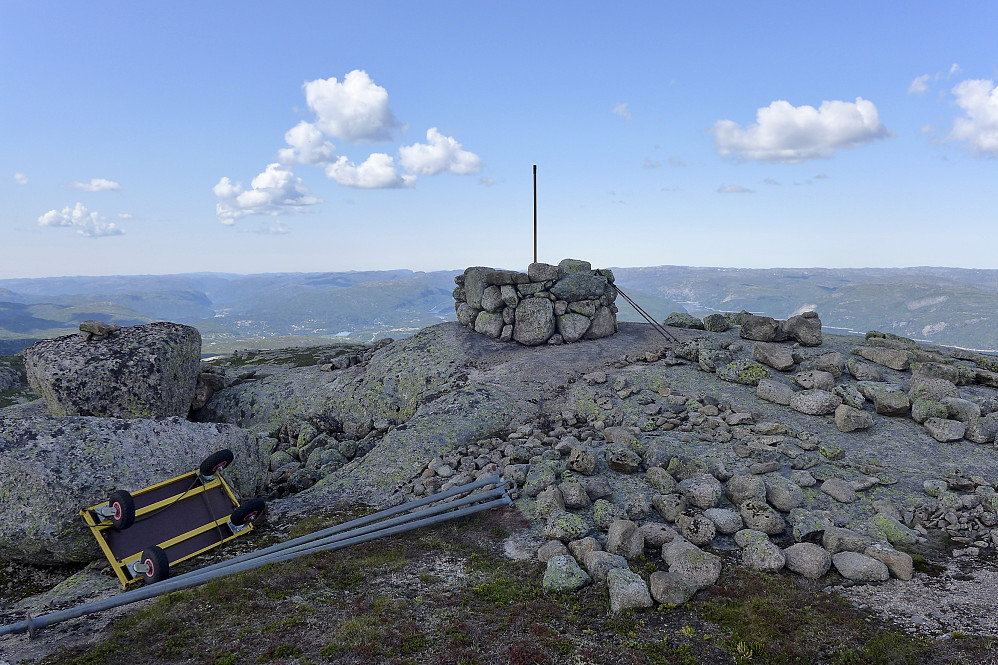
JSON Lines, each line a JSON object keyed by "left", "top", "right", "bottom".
{"left": 265, "top": 414, "right": 394, "bottom": 497}
{"left": 909, "top": 469, "right": 998, "bottom": 555}
{"left": 402, "top": 378, "right": 916, "bottom": 613}
{"left": 453, "top": 259, "right": 618, "bottom": 345}
{"left": 749, "top": 331, "right": 998, "bottom": 442}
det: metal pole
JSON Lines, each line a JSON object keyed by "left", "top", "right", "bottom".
{"left": 0, "top": 494, "right": 512, "bottom": 637}
{"left": 168, "top": 474, "right": 505, "bottom": 584}
{"left": 533, "top": 164, "right": 537, "bottom": 263}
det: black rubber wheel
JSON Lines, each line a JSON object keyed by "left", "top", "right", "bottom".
{"left": 199, "top": 449, "right": 235, "bottom": 476}
{"left": 140, "top": 545, "right": 170, "bottom": 584}
{"left": 230, "top": 498, "right": 266, "bottom": 526}
{"left": 108, "top": 490, "right": 135, "bottom": 530}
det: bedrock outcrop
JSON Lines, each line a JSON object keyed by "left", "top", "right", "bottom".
{"left": 23, "top": 322, "right": 201, "bottom": 419}
{"left": 0, "top": 416, "right": 269, "bottom": 564}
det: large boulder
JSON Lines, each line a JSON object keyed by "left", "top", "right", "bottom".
{"left": 24, "top": 322, "right": 201, "bottom": 419}
{"left": 0, "top": 415, "right": 269, "bottom": 564}
{"left": 783, "top": 312, "right": 822, "bottom": 346}
{"left": 739, "top": 314, "right": 782, "bottom": 342}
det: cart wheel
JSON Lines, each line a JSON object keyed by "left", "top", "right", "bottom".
{"left": 199, "top": 449, "right": 235, "bottom": 476}
{"left": 108, "top": 490, "right": 135, "bottom": 530}
{"left": 140, "top": 546, "right": 170, "bottom": 584}
{"left": 230, "top": 498, "right": 266, "bottom": 526}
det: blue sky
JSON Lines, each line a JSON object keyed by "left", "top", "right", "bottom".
{"left": 2, "top": 1, "right": 996, "bottom": 278}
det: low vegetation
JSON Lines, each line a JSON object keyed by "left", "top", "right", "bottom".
{"left": 24, "top": 508, "right": 994, "bottom": 665}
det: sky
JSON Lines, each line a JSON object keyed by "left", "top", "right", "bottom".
{"left": 2, "top": 1, "right": 997, "bottom": 279}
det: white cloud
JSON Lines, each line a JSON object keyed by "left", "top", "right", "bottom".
{"left": 908, "top": 74, "right": 930, "bottom": 95}
{"left": 612, "top": 103, "right": 632, "bottom": 122}
{"left": 277, "top": 121, "right": 336, "bottom": 165}
{"left": 948, "top": 79, "right": 998, "bottom": 157}
{"left": 303, "top": 70, "right": 397, "bottom": 142}
{"left": 642, "top": 158, "right": 662, "bottom": 169}
{"left": 324, "top": 153, "right": 414, "bottom": 188}
{"left": 950, "top": 63, "right": 962, "bottom": 76}
{"left": 213, "top": 163, "right": 322, "bottom": 224}
{"left": 764, "top": 178, "right": 781, "bottom": 186}
{"left": 71, "top": 178, "right": 121, "bottom": 192}
{"left": 37, "top": 202, "right": 124, "bottom": 237}
{"left": 398, "top": 128, "right": 483, "bottom": 176}
{"left": 479, "top": 177, "right": 495, "bottom": 187}
{"left": 712, "top": 97, "right": 890, "bottom": 163}
{"left": 13, "top": 172, "right": 28, "bottom": 185}
{"left": 718, "top": 184, "right": 754, "bottom": 193}
{"left": 117, "top": 212, "right": 133, "bottom": 219}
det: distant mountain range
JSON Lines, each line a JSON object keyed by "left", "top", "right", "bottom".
{"left": 0, "top": 265, "right": 995, "bottom": 354}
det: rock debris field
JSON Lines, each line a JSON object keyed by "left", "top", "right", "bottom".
{"left": 2, "top": 309, "right": 998, "bottom": 661}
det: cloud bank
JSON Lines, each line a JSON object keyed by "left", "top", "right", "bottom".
{"left": 37, "top": 202, "right": 124, "bottom": 237}
{"left": 712, "top": 97, "right": 890, "bottom": 163}
{"left": 949, "top": 79, "right": 998, "bottom": 157}
{"left": 214, "top": 163, "right": 322, "bottom": 223}
{"left": 71, "top": 178, "right": 121, "bottom": 192}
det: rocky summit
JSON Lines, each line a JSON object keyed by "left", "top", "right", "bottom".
{"left": 2, "top": 308, "right": 998, "bottom": 660}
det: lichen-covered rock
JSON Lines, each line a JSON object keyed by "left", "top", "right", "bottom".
{"left": 543, "top": 511, "right": 591, "bottom": 542}
{"left": 908, "top": 376, "right": 959, "bottom": 402}
{"left": 853, "top": 346, "right": 910, "bottom": 371}
{"left": 717, "top": 360, "right": 771, "bottom": 386}
{"left": 856, "top": 382, "right": 910, "bottom": 416}
{"left": 662, "top": 540, "right": 722, "bottom": 590}
{"left": 557, "top": 312, "right": 592, "bottom": 343}
{"left": 474, "top": 311, "right": 505, "bottom": 338}
{"left": 742, "top": 537, "right": 786, "bottom": 572}
{"left": 864, "top": 542, "right": 913, "bottom": 581}
{"left": 584, "top": 306, "right": 618, "bottom": 340}
{"left": 649, "top": 571, "right": 696, "bottom": 606}
{"left": 543, "top": 554, "right": 592, "bottom": 591}
{"left": 923, "top": 417, "right": 966, "bottom": 442}
{"left": 834, "top": 404, "right": 874, "bottom": 432}
{"left": 792, "top": 370, "right": 836, "bottom": 392}
{"left": 652, "top": 493, "right": 687, "bottom": 522}
{"left": 24, "top": 322, "right": 201, "bottom": 419}
{"left": 739, "top": 314, "right": 782, "bottom": 342}
{"left": 607, "top": 519, "right": 645, "bottom": 559}
{"left": 790, "top": 389, "right": 842, "bottom": 416}
{"left": 702, "top": 314, "right": 730, "bottom": 332}
{"left": 678, "top": 474, "right": 722, "bottom": 509}
{"left": 783, "top": 312, "right": 822, "bottom": 346}
{"left": 607, "top": 568, "right": 653, "bottom": 613}
{"left": 663, "top": 312, "right": 705, "bottom": 330}
{"left": 0, "top": 415, "right": 268, "bottom": 564}
{"left": 764, "top": 475, "right": 804, "bottom": 512}
{"left": 550, "top": 273, "right": 608, "bottom": 302}
{"left": 753, "top": 342, "right": 795, "bottom": 371}
{"left": 783, "top": 542, "right": 832, "bottom": 579}
{"left": 832, "top": 551, "right": 889, "bottom": 582}
{"left": 677, "top": 513, "right": 717, "bottom": 546}
{"left": 704, "top": 507, "right": 744, "bottom": 534}
{"left": 911, "top": 398, "right": 950, "bottom": 424}
{"left": 726, "top": 473, "right": 767, "bottom": 505}
{"left": 820, "top": 478, "right": 857, "bottom": 503}
{"left": 738, "top": 499, "right": 786, "bottom": 535}
{"left": 846, "top": 358, "right": 884, "bottom": 382}
{"left": 513, "top": 297, "right": 556, "bottom": 346}
{"left": 583, "top": 550, "right": 628, "bottom": 583}
{"left": 463, "top": 266, "right": 495, "bottom": 308}
{"left": 567, "top": 447, "right": 597, "bottom": 475}
{"left": 757, "top": 379, "right": 794, "bottom": 405}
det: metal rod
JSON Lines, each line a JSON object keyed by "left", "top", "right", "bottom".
{"left": 168, "top": 483, "right": 509, "bottom": 584}
{"left": 613, "top": 284, "right": 678, "bottom": 342}
{"left": 533, "top": 164, "right": 537, "bottom": 264}
{"left": 0, "top": 494, "right": 512, "bottom": 637}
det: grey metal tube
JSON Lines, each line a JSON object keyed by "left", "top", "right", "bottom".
{"left": 165, "top": 473, "right": 506, "bottom": 585}
{"left": 0, "top": 493, "right": 511, "bottom": 637}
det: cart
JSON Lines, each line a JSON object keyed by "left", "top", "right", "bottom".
{"left": 80, "top": 449, "right": 265, "bottom": 588}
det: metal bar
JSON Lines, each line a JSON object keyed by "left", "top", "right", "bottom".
{"left": 165, "top": 474, "right": 505, "bottom": 585}
{"left": 0, "top": 494, "right": 511, "bottom": 637}
{"left": 613, "top": 284, "right": 678, "bottom": 342}
{"left": 533, "top": 164, "right": 537, "bottom": 264}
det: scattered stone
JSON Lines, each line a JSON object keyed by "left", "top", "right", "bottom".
{"left": 742, "top": 537, "right": 786, "bottom": 572}
{"left": 568, "top": 536, "right": 600, "bottom": 561}
{"left": 738, "top": 499, "right": 786, "bottom": 535}
{"left": 639, "top": 523, "right": 681, "bottom": 548}
{"left": 765, "top": 475, "right": 804, "bottom": 512}
{"left": 677, "top": 474, "right": 723, "bottom": 509}
{"left": 792, "top": 370, "right": 836, "bottom": 391}
{"left": 726, "top": 474, "right": 768, "bottom": 505}
{"left": 783, "top": 542, "right": 832, "bottom": 579}
{"left": 857, "top": 382, "right": 910, "bottom": 416}
{"left": 607, "top": 568, "right": 654, "bottom": 613}
{"left": 740, "top": 314, "right": 782, "bottom": 342}
{"left": 543, "top": 511, "right": 590, "bottom": 542}
{"left": 583, "top": 550, "right": 629, "bottom": 584}
{"left": 854, "top": 346, "right": 910, "bottom": 371}
{"left": 543, "top": 555, "right": 592, "bottom": 592}
{"left": 702, "top": 314, "right": 731, "bottom": 333}
{"left": 567, "top": 447, "right": 597, "bottom": 475}
{"left": 820, "top": 478, "right": 857, "bottom": 503}
{"left": 864, "top": 542, "right": 913, "bottom": 581}
{"left": 649, "top": 571, "right": 697, "bottom": 606}
{"left": 717, "top": 360, "right": 771, "bottom": 386}
{"left": 677, "top": 513, "right": 717, "bottom": 546}
{"left": 753, "top": 342, "right": 795, "bottom": 371}
{"left": 663, "top": 312, "right": 705, "bottom": 330}
{"left": 790, "top": 389, "right": 842, "bottom": 416}
{"left": 757, "top": 379, "right": 794, "bottom": 405}
{"left": 606, "top": 445, "right": 642, "bottom": 473}
{"left": 924, "top": 418, "right": 966, "bottom": 442}
{"left": 646, "top": 467, "right": 677, "bottom": 493}
{"left": 662, "top": 540, "right": 722, "bottom": 590}
{"left": 653, "top": 493, "right": 687, "bottom": 522}
{"left": 537, "top": 540, "right": 570, "bottom": 563}
{"left": 847, "top": 358, "right": 884, "bottom": 382}
{"left": 607, "top": 520, "right": 645, "bottom": 560}
{"left": 789, "top": 508, "right": 834, "bottom": 541}
{"left": 703, "top": 507, "right": 744, "bottom": 534}
{"left": 783, "top": 312, "right": 822, "bottom": 346}
{"left": 832, "top": 551, "right": 889, "bottom": 582}
{"left": 559, "top": 481, "right": 592, "bottom": 509}
{"left": 834, "top": 404, "right": 874, "bottom": 432}
{"left": 823, "top": 527, "right": 871, "bottom": 554}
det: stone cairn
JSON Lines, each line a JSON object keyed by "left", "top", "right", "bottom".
{"left": 453, "top": 259, "right": 618, "bottom": 346}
